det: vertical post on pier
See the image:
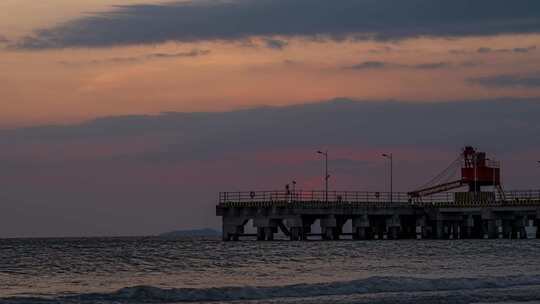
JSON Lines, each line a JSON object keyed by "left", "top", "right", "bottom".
{"left": 317, "top": 150, "right": 329, "bottom": 203}
{"left": 416, "top": 216, "right": 426, "bottom": 240}
{"left": 496, "top": 219, "right": 503, "bottom": 239}
{"left": 493, "top": 162, "right": 496, "bottom": 192}
{"left": 465, "top": 215, "right": 474, "bottom": 239}
{"left": 474, "top": 152, "right": 478, "bottom": 195}
{"left": 325, "top": 152, "right": 328, "bottom": 203}
{"left": 382, "top": 153, "right": 393, "bottom": 204}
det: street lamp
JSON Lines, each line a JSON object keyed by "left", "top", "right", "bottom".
{"left": 474, "top": 153, "right": 478, "bottom": 194}
{"left": 382, "top": 153, "right": 393, "bottom": 203}
{"left": 292, "top": 180, "right": 297, "bottom": 201}
{"left": 317, "top": 150, "right": 329, "bottom": 203}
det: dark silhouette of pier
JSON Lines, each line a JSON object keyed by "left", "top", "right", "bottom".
{"left": 216, "top": 147, "right": 540, "bottom": 241}
{"left": 216, "top": 190, "right": 540, "bottom": 241}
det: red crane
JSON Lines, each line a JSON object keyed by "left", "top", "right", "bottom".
{"left": 408, "top": 146, "right": 504, "bottom": 199}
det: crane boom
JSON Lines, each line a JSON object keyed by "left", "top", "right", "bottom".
{"left": 408, "top": 179, "right": 464, "bottom": 198}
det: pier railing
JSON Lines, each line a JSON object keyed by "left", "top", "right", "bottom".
{"left": 502, "top": 190, "right": 540, "bottom": 201}
{"left": 220, "top": 190, "right": 399, "bottom": 203}
{"left": 219, "top": 190, "right": 540, "bottom": 206}
{"left": 219, "top": 190, "right": 444, "bottom": 204}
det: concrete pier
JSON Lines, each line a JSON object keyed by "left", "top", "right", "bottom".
{"left": 217, "top": 190, "right": 540, "bottom": 241}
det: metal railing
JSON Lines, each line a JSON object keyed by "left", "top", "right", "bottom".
{"left": 220, "top": 190, "right": 406, "bottom": 204}
{"left": 218, "top": 190, "right": 540, "bottom": 206}
{"left": 219, "top": 190, "right": 450, "bottom": 204}
{"left": 502, "top": 190, "right": 540, "bottom": 202}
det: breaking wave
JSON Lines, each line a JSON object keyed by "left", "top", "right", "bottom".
{"left": 3, "top": 275, "right": 540, "bottom": 303}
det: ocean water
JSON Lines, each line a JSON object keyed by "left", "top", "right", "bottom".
{"left": 1, "top": 237, "right": 540, "bottom": 304}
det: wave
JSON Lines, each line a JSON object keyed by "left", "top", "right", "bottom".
{"left": 3, "top": 275, "right": 540, "bottom": 303}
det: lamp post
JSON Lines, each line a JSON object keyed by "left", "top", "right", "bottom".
{"left": 474, "top": 153, "right": 477, "bottom": 194}
{"left": 493, "top": 161, "right": 496, "bottom": 191}
{"left": 317, "top": 150, "right": 329, "bottom": 203}
{"left": 292, "top": 180, "right": 297, "bottom": 201}
{"left": 382, "top": 153, "right": 393, "bottom": 203}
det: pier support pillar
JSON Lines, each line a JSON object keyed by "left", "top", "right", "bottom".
{"left": 524, "top": 219, "right": 537, "bottom": 239}
{"left": 448, "top": 223, "right": 454, "bottom": 239}
{"left": 515, "top": 217, "right": 527, "bottom": 239}
{"left": 386, "top": 215, "right": 401, "bottom": 240}
{"left": 518, "top": 227, "right": 525, "bottom": 239}
{"left": 222, "top": 217, "right": 247, "bottom": 241}
{"left": 537, "top": 211, "right": 540, "bottom": 239}
{"left": 435, "top": 221, "right": 444, "bottom": 239}
{"left": 352, "top": 215, "right": 370, "bottom": 240}
{"left": 388, "top": 227, "right": 399, "bottom": 239}
{"left": 256, "top": 227, "right": 275, "bottom": 241}
{"left": 286, "top": 218, "right": 305, "bottom": 241}
{"left": 504, "top": 219, "right": 515, "bottom": 239}
{"left": 290, "top": 227, "right": 302, "bottom": 241}
{"left": 482, "top": 220, "right": 496, "bottom": 239}
{"left": 415, "top": 217, "right": 426, "bottom": 240}
{"left": 538, "top": 221, "right": 540, "bottom": 239}
{"left": 264, "top": 227, "right": 274, "bottom": 241}
{"left": 449, "top": 223, "right": 460, "bottom": 239}
{"left": 322, "top": 227, "right": 333, "bottom": 240}
{"left": 320, "top": 216, "right": 338, "bottom": 240}
{"left": 253, "top": 218, "right": 277, "bottom": 241}
{"left": 415, "top": 226, "right": 423, "bottom": 239}
{"left": 257, "top": 227, "right": 265, "bottom": 241}
{"left": 464, "top": 216, "right": 474, "bottom": 239}
{"left": 495, "top": 219, "right": 503, "bottom": 239}
{"left": 357, "top": 227, "right": 368, "bottom": 240}
{"left": 481, "top": 209, "right": 495, "bottom": 239}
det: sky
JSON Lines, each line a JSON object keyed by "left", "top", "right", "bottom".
{"left": 1, "top": 0, "right": 540, "bottom": 237}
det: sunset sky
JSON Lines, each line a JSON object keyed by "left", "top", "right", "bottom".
{"left": 1, "top": 0, "right": 540, "bottom": 237}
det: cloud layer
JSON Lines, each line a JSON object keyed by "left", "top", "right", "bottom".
{"left": 3, "top": 98, "right": 540, "bottom": 156}
{"left": 345, "top": 61, "right": 462, "bottom": 70}
{"left": 16, "top": 0, "right": 540, "bottom": 49}
{"left": 58, "top": 49, "right": 210, "bottom": 66}
{"left": 468, "top": 73, "right": 540, "bottom": 88}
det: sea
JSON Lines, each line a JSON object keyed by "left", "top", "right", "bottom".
{"left": 1, "top": 237, "right": 540, "bottom": 304}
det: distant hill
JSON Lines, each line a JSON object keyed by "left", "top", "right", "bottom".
{"left": 159, "top": 228, "right": 220, "bottom": 238}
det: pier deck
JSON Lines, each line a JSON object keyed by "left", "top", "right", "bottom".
{"left": 216, "top": 190, "right": 540, "bottom": 241}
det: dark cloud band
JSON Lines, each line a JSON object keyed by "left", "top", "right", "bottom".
{"left": 3, "top": 98, "right": 540, "bottom": 153}
{"left": 468, "top": 73, "right": 540, "bottom": 88}
{"left": 344, "top": 61, "right": 464, "bottom": 70}
{"left": 16, "top": 0, "right": 540, "bottom": 49}
{"left": 58, "top": 49, "right": 210, "bottom": 66}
